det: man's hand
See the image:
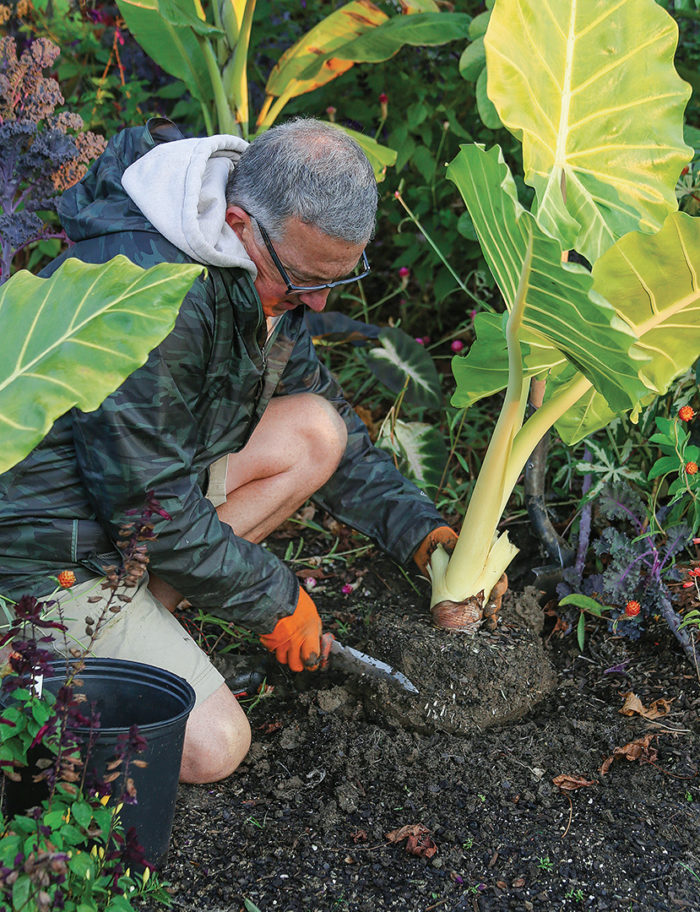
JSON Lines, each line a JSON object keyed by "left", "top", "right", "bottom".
{"left": 413, "top": 525, "right": 459, "bottom": 577}
{"left": 259, "top": 587, "right": 322, "bottom": 671}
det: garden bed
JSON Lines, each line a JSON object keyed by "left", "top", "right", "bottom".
{"left": 142, "top": 535, "right": 700, "bottom": 912}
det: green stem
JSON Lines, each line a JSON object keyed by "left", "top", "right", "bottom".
{"left": 224, "top": 0, "right": 257, "bottom": 137}
{"left": 161, "top": 22, "right": 214, "bottom": 135}
{"left": 200, "top": 38, "right": 238, "bottom": 135}
{"left": 444, "top": 229, "right": 533, "bottom": 596}
{"left": 394, "top": 192, "right": 493, "bottom": 311}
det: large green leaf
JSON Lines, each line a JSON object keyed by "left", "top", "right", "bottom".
{"left": 592, "top": 210, "right": 700, "bottom": 395}
{"left": 446, "top": 143, "right": 646, "bottom": 412}
{"left": 0, "top": 257, "right": 203, "bottom": 475}
{"left": 264, "top": 1, "right": 388, "bottom": 100}
{"left": 449, "top": 314, "right": 621, "bottom": 445}
{"left": 450, "top": 311, "right": 563, "bottom": 409}
{"left": 484, "top": 0, "right": 692, "bottom": 263}
{"left": 365, "top": 327, "right": 442, "bottom": 410}
{"left": 376, "top": 418, "right": 448, "bottom": 497}
{"left": 116, "top": 0, "right": 214, "bottom": 106}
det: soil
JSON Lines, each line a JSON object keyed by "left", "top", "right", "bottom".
{"left": 143, "top": 530, "right": 700, "bottom": 912}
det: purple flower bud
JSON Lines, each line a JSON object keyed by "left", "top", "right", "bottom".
{"left": 341, "top": 583, "right": 353, "bottom": 595}
{"left": 451, "top": 339, "right": 465, "bottom": 353}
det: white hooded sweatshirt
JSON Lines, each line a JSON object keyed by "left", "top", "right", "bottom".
{"left": 121, "top": 133, "right": 257, "bottom": 279}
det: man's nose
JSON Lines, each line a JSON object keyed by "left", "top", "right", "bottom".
{"left": 298, "top": 288, "right": 331, "bottom": 312}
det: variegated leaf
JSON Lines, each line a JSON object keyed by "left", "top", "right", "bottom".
{"left": 376, "top": 418, "right": 448, "bottom": 496}
{"left": 365, "top": 327, "right": 442, "bottom": 410}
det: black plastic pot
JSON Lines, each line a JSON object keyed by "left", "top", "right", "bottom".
{"left": 5, "top": 658, "right": 195, "bottom": 867}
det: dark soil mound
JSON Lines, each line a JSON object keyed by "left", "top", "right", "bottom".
{"left": 145, "top": 548, "right": 700, "bottom": 912}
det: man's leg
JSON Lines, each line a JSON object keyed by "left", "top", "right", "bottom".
{"left": 151, "top": 393, "right": 348, "bottom": 783}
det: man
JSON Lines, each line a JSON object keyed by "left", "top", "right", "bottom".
{"left": 0, "top": 117, "right": 456, "bottom": 783}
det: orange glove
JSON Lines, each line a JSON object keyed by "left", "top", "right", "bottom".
{"left": 259, "top": 586, "right": 322, "bottom": 672}
{"left": 413, "top": 525, "right": 459, "bottom": 576}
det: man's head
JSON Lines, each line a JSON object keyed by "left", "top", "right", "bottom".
{"left": 225, "top": 118, "right": 377, "bottom": 317}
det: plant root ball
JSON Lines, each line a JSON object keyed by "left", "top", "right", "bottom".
{"left": 431, "top": 573, "right": 509, "bottom": 632}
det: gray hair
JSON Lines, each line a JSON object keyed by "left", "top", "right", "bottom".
{"left": 225, "top": 118, "right": 377, "bottom": 244}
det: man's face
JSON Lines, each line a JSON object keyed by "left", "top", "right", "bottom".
{"left": 225, "top": 207, "right": 366, "bottom": 319}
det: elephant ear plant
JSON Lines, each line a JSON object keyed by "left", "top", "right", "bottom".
{"left": 426, "top": 0, "right": 699, "bottom": 656}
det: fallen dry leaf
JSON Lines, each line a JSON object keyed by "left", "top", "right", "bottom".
{"left": 386, "top": 823, "right": 437, "bottom": 858}
{"left": 293, "top": 568, "right": 331, "bottom": 580}
{"left": 600, "top": 733, "right": 659, "bottom": 776}
{"left": 552, "top": 774, "right": 596, "bottom": 791}
{"left": 619, "top": 692, "right": 673, "bottom": 720}
{"left": 354, "top": 404, "right": 378, "bottom": 441}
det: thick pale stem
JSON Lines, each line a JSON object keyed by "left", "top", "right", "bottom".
{"left": 499, "top": 372, "right": 592, "bottom": 515}
{"left": 442, "top": 230, "right": 534, "bottom": 601}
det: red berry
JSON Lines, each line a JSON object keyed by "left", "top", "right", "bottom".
{"left": 678, "top": 405, "right": 695, "bottom": 422}
{"left": 57, "top": 570, "right": 76, "bottom": 588}
{"left": 686, "top": 462, "right": 698, "bottom": 476}
{"left": 624, "top": 600, "right": 641, "bottom": 617}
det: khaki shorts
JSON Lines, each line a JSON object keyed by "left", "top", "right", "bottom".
{"left": 47, "top": 456, "right": 232, "bottom": 708}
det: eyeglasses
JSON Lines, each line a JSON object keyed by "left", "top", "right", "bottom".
{"left": 253, "top": 216, "right": 370, "bottom": 295}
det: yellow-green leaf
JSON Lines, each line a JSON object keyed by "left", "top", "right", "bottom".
{"left": 264, "top": 0, "right": 388, "bottom": 99}
{"left": 484, "top": 0, "right": 692, "bottom": 262}
{"left": 0, "top": 257, "right": 203, "bottom": 475}
{"left": 446, "top": 143, "right": 646, "bottom": 412}
{"left": 333, "top": 124, "right": 397, "bottom": 181}
{"left": 592, "top": 210, "right": 700, "bottom": 396}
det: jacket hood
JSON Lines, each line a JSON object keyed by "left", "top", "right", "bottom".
{"left": 58, "top": 120, "right": 257, "bottom": 277}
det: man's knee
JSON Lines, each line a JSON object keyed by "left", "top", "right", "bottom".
{"left": 295, "top": 393, "right": 348, "bottom": 473}
{"left": 180, "top": 684, "right": 251, "bottom": 783}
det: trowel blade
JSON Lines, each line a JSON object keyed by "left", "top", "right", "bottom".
{"left": 328, "top": 638, "right": 418, "bottom": 694}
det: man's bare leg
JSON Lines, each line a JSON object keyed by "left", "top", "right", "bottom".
{"left": 149, "top": 393, "right": 348, "bottom": 783}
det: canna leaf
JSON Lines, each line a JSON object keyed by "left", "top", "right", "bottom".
{"left": 446, "top": 143, "right": 646, "bottom": 412}
{"left": 0, "top": 256, "right": 203, "bottom": 475}
{"left": 317, "top": 12, "right": 471, "bottom": 65}
{"left": 264, "top": 1, "right": 388, "bottom": 100}
{"left": 484, "top": 0, "right": 692, "bottom": 263}
{"left": 115, "top": 0, "right": 215, "bottom": 106}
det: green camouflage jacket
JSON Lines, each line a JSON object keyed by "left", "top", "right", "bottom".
{"left": 0, "top": 120, "right": 444, "bottom": 632}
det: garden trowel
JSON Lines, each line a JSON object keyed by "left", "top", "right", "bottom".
{"left": 323, "top": 635, "right": 418, "bottom": 694}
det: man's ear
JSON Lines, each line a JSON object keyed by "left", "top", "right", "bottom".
{"left": 225, "top": 204, "right": 249, "bottom": 239}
